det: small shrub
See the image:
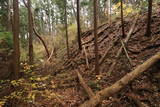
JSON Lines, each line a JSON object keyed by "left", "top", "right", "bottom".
{"left": 0, "top": 32, "right": 13, "bottom": 50}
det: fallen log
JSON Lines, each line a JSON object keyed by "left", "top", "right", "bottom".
{"left": 81, "top": 22, "right": 108, "bottom": 38}
{"left": 76, "top": 70, "right": 94, "bottom": 98}
{"left": 80, "top": 52, "right": 160, "bottom": 107}
{"left": 82, "top": 24, "right": 111, "bottom": 46}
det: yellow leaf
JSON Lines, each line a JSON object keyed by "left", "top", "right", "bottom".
{"left": 96, "top": 75, "right": 101, "bottom": 80}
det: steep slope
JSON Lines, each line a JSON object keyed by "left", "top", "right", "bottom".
{"left": 2, "top": 6, "right": 160, "bottom": 107}
{"left": 51, "top": 6, "right": 160, "bottom": 107}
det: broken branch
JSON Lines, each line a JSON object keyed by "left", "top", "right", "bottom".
{"left": 107, "top": 17, "right": 138, "bottom": 75}
{"left": 80, "top": 52, "right": 160, "bottom": 107}
{"left": 76, "top": 70, "right": 94, "bottom": 98}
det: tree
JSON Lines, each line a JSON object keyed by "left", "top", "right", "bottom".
{"left": 77, "top": 0, "right": 82, "bottom": 50}
{"left": 145, "top": 0, "right": 153, "bottom": 37}
{"left": 120, "top": 0, "right": 125, "bottom": 38}
{"left": 28, "top": 0, "right": 34, "bottom": 64}
{"left": 7, "top": 0, "right": 12, "bottom": 31}
{"left": 13, "top": 0, "right": 20, "bottom": 78}
{"left": 93, "top": 0, "right": 99, "bottom": 75}
{"left": 105, "top": 0, "right": 112, "bottom": 23}
{"left": 64, "top": 0, "right": 69, "bottom": 58}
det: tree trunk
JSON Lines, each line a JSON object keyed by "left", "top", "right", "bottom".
{"left": 77, "top": 0, "right": 82, "bottom": 50}
{"left": 145, "top": 0, "right": 153, "bottom": 37}
{"left": 93, "top": 0, "right": 99, "bottom": 75}
{"left": 13, "top": 0, "right": 20, "bottom": 78}
{"left": 7, "top": 0, "right": 12, "bottom": 31}
{"left": 64, "top": 0, "right": 69, "bottom": 58}
{"left": 109, "top": 0, "right": 112, "bottom": 23}
{"left": 22, "top": 0, "right": 50, "bottom": 58}
{"left": 28, "top": 0, "right": 34, "bottom": 65}
{"left": 71, "top": 0, "right": 77, "bottom": 21}
{"left": 80, "top": 52, "right": 160, "bottom": 107}
{"left": 120, "top": 0, "right": 125, "bottom": 38}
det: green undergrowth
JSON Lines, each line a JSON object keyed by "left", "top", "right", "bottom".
{"left": 0, "top": 32, "right": 13, "bottom": 51}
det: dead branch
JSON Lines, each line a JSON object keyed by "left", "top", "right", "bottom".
{"left": 33, "top": 28, "right": 50, "bottom": 58}
{"left": 107, "top": 17, "right": 138, "bottom": 75}
{"left": 76, "top": 70, "right": 94, "bottom": 98}
{"left": 80, "top": 52, "right": 160, "bottom": 107}
{"left": 46, "top": 46, "right": 54, "bottom": 62}
{"left": 82, "top": 40, "right": 89, "bottom": 68}
{"left": 90, "top": 35, "right": 119, "bottom": 73}
{"left": 100, "top": 37, "right": 119, "bottom": 66}
{"left": 82, "top": 24, "right": 111, "bottom": 45}
{"left": 120, "top": 39, "right": 133, "bottom": 67}
{"left": 81, "top": 22, "right": 108, "bottom": 38}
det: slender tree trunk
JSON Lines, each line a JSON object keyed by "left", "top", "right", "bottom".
{"left": 97, "top": 0, "right": 100, "bottom": 24}
{"left": 93, "top": 0, "right": 99, "bottom": 75}
{"left": 120, "top": 0, "right": 125, "bottom": 38}
{"left": 145, "top": 0, "right": 152, "bottom": 37}
{"left": 109, "top": 0, "right": 112, "bottom": 24}
{"left": 77, "top": 0, "right": 82, "bottom": 50}
{"left": 71, "top": 0, "right": 77, "bottom": 21}
{"left": 47, "top": 0, "right": 52, "bottom": 35}
{"left": 28, "top": 0, "right": 34, "bottom": 65}
{"left": 13, "top": 0, "right": 20, "bottom": 78}
{"left": 64, "top": 0, "right": 69, "bottom": 58}
{"left": 22, "top": 0, "right": 50, "bottom": 58}
{"left": 7, "top": 0, "right": 12, "bottom": 31}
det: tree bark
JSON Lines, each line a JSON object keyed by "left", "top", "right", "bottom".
{"left": 13, "top": 0, "right": 20, "bottom": 78}
{"left": 145, "top": 0, "right": 153, "bottom": 37}
{"left": 77, "top": 0, "right": 82, "bottom": 50}
{"left": 22, "top": 0, "right": 50, "bottom": 58}
{"left": 93, "top": 0, "right": 99, "bottom": 75}
{"left": 80, "top": 52, "right": 160, "bottom": 107}
{"left": 28, "top": 0, "right": 34, "bottom": 65}
{"left": 120, "top": 0, "right": 125, "bottom": 38}
{"left": 33, "top": 28, "right": 50, "bottom": 58}
{"left": 7, "top": 0, "right": 12, "bottom": 31}
{"left": 64, "top": 0, "right": 69, "bottom": 58}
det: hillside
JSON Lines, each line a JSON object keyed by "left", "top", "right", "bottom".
{"left": 1, "top": 4, "right": 160, "bottom": 107}
{"left": 29, "top": 6, "right": 160, "bottom": 107}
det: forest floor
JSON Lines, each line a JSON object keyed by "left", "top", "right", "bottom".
{"left": 1, "top": 4, "right": 160, "bottom": 107}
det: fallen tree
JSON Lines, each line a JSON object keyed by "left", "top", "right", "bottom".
{"left": 76, "top": 70, "right": 94, "bottom": 98}
{"left": 80, "top": 52, "right": 160, "bottom": 107}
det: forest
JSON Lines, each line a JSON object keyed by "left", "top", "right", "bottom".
{"left": 0, "top": 0, "right": 160, "bottom": 106}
